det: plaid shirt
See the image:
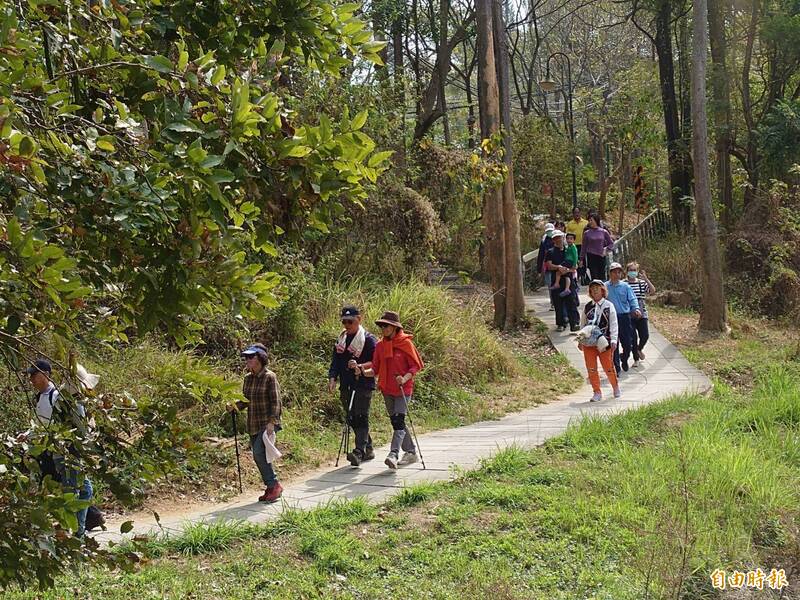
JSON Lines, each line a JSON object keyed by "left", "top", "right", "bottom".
{"left": 238, "top": 368, "right": 282, "bottom": 435}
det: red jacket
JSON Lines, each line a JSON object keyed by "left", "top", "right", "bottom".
{"left": 372, "top": 332, "right": 424, "bottom": 396}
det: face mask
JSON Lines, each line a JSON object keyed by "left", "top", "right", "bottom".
{"left": 546, "top": 231, "right": 553, "bottom": 238}
{"left": 627, "top": 271, "right": 638, "bottom": 278}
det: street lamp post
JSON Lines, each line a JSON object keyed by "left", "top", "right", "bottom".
{"left": 540, "top": 52, "right": 577, "bottom": 211}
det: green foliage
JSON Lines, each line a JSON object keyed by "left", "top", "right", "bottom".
{"left": 759, "top": 100, "right": 800, "bottom": 178}
{"left": 0, "top": 0, "right": 389, "bottom": 588}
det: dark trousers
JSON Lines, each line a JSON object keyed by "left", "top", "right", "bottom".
{"left": 250, "top": 430, "right": 278, "bottom": 488}
{"left": 551, "top": 287, "right": 579, "bottom": 328}
{"left": 614, "top": 312, "right": 634, "bottom": 373}
{"left": 586, "top": 253, "right": 606, "bottom": 281}
{"left": 631, "top": 316, "right": 650, "bottom": 360}
{"left": 575, "top": 245, "right": 586, "bottom": 281}
{"left": 340, "top": 387, "right": 373, "bottom": 454}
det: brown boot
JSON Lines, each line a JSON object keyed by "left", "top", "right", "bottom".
{"left": 259, "top": 483, "right": 283, "bottom": 503}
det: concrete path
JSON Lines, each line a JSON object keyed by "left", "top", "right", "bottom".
{"left": 95, "top": 289, "right": 711, "bottom": 544}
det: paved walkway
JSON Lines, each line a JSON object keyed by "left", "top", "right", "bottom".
{"left": 95, "top": 289, "right": 711, "bottom": 544}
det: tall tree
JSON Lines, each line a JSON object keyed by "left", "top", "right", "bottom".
{"left": 476, "top": 0, "right": 507, "bottom": 327}
{"left": 691, "top": 0, "right": 728, "bottom": 332}
{"left": 708, "top": 0, "right": 734, "bottom": 228}
{"left": 493, "top": 0, "right": 526, "bottom": 329}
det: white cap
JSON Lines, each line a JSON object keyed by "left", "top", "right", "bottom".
{"left": 609, "top": 261, "right": 623, "bottom": 271}
{"left": 551, "top": 229, "right": 564, "bottom": 238}
{"left": 544, "top": 223, "right": 555, "bottom": 231}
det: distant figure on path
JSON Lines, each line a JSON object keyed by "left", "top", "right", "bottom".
{"left": 545, "top": 230, "right": 580, "bottom": 332}
{"left": 605, "top": 263, "right": 641, "bottom": 375}
{"left": 368, "top": 311, "right": 424, "bottom": 470}
{"left": 228, "top": 343, "right": 283, "bottom": 503}
{"left": 578, "top": 280, "right": 620, "bottom": 402}
{"left": 625, "top": 262, "right": 656, "bottom": 367}
{"left": 536, "top": 222, "right": 555, "bottom": 309}
{"left": 565, "top": 207, "right": 589, "bottom": 280}
{"left": 549, "top": 232, "right": 579, "bottom": 298}
{"left": 328, "top": 305, "right": 377, "bottom": 466}
{"left": 580, "top": 213, "right": 614, "bottom": 281}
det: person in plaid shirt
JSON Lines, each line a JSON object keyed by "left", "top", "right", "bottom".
{"left": 228, "top": 343, "right": 283, "bottom": 503}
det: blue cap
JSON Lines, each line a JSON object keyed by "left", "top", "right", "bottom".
{"left": 241, "top": 345, "right": 263, "bottom": 357}
{"left": 26, "top": 359, "right": 52, "bottom": 375}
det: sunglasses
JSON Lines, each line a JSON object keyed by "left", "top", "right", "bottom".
{"left": 379, "top": 323, "right": 394, "bottom": 329}
{"left": 341, "top": 319, "right": 356, "bottom": 325}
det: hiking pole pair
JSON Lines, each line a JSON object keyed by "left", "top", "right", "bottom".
{"left": 231, "top": 410, "right": 243, "bottom": 494}
{"left": 400, "top": 388, "right": 426, "bottom": 470}
{"left": 336, "top": 388, "right": 356, "bottom": 467}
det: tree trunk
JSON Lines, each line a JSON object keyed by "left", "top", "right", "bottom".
{"left": 477, "top": 0, "right": 507, "bottom": 328}
{"left": 741, "top": 0, "right": 760, "bottom": 207}
{"left": 708, "top": 0, "right": 733, "bottom": 228}
{"left": 438, "top": 0, "right": 451, "bottom": 145}
{"left": 691, "top": 0, "right": 727, "bottom": 333}
{"left": 392, "top": 19, "right": 407, "bottom": 169}
{"left": 654, "top": 0, "right": 693, "bottom": 230}
{"left": 493, "top": 0, "right": 525, "bottom": 329}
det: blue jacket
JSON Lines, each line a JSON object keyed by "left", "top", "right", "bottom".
{"left": 604, "top": 280, "right": 640, "bottom": 315}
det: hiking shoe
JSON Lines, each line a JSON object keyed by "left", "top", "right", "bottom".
{"left": 556, "top": 325, "right": 566, "bottom": 332}
{"left": 384, "top": 453, "right": 398, "bottom": 470}
{"left": 363, "top": 447, "right": 375, "bottom": 461}
{"left": 399, "top": 451, "right": 418, "bottom": 465}
{"left": 559, "top": 289, "right": 572, "bottom": 298}
{"left": 638, "top": 349, "right": 646, "bottom": 360}
{"left": 346, "top": 449, "right": 362, "bottom": 467}
{"left": 621, "top": 361, "right": 629, "bottom": 372}
{"left": 613, "top": 387, "right": 622, "bottom": 399}
{"left": 570, "top": 324, "right": 580, "bottom": 332}
{"left": 590, "top": 392, "right": 602, "bottom": 402}
{"left": 259, "top": 483, "right": 283, "bottom": 503}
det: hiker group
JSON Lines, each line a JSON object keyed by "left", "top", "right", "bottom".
{"left": 537, "top": 207, "right": 656, "bottom": 402}
{"left": 225, "top": 307, "right": 425, "bottom": 505}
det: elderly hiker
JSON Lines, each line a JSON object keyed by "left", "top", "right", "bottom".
{"left": 578, "top": 281, "right": 621, "bottom": 402}
{"left": 328, "top": 305, "right": 377, "bottom": 467}
{"left": 580, "top": 213, "right": 614, "bottom": 281}
{"left": 605, "top": 263, "right": 641, "bottom": 375}
{"left": 625, "top": 262, "right": 656, "bottom": 367}
{"left": 27, "top": 359, "right": 94, "bottom": 537}
{"left": 544, "top": 230, "right": 580, "bottom": 332}
{"left": 536, "top": 223, "right": 556, "bottom": 309}
{"left": 366, "top": 311, "right": 424, "bottom": 470}
{"left": 227, "top": 343, "right": 283, "bottom": 503}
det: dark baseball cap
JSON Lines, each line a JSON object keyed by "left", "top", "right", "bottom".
{"left": 26, "top": 359, "right": 52, "bottom": 375}
{"left": 340, "top": 305, "right": 360, "bottom": 318}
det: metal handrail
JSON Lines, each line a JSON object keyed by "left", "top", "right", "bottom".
{"left": 609, "top": 209, "right": 671, "bottom": 268}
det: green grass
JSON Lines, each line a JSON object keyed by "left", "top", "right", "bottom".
{"left": 9, "top": 336, "right": 799, "bottom": 599}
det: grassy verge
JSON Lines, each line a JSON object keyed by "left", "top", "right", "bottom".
{"left": 10, "top": 309, "right": 800, "bottom": 599}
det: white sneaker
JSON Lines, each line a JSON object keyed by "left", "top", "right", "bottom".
{"left": 399, "top": 451, "right": 418, "bottom": 465}
{"left": 384, "top": 453, "right": 398, "bottom": 470}
{"left": 633, "top": 360, "right": 641, "bottom": 368}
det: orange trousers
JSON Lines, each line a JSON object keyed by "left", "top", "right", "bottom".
{"left": 582, "top": 346, "right": 618, "bottom": 393}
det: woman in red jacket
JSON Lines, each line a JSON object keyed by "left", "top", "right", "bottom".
{"left": 367, "top": 311, "right": 424, "bottom": 470}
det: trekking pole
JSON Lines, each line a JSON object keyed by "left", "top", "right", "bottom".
{"left": 335, "top": 388, "right": 356, "bottom": 466}
{"left": 400, "top": 388, "right": 426, "bottom": 470}
{"left": 231, "top": 410, "right": 243, "bottom": 494}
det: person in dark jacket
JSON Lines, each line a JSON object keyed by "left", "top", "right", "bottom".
{"left": 328, "top": 305, "right": 377, "bottom": 466}
{"left": 536, "top": 223, "right": 556, "bottom": 309}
